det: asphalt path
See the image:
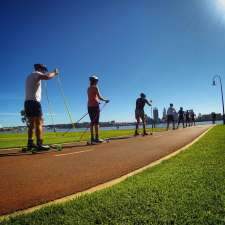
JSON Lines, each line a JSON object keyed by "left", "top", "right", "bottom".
{"left": 0, "top": 125, "right": 211, "bottom": 216}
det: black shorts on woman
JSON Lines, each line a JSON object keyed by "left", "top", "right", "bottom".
{"left": 88, "top": 106, "right": 100, "bottom": 125}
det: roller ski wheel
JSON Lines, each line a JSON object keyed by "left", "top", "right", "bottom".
{"left": 21, "top": 147, "right": 38, "bottom": 153}
{"left": 50, "top": 144, "right": 63, "bottom": 151}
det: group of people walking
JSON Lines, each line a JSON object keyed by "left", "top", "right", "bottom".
{"left": 166, "top": 104, "right": 196, "bottom": 130}
{"left": 23, "top": 64, "right": 195, "bottom": 151}
{"left": 133, "top": 98, "right": 196, "bottom": 136}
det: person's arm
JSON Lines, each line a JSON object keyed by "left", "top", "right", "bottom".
{"left": 38, "top": 68, "right": 59, "bottom": 80}
{"left": 145, "top": 99, "right": 152, "bottom": 106}
{"left": 96, "top": 87, "right": 109, "bottom": 103}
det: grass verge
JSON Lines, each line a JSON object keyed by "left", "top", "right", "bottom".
{"left": 1, "top": 125, "right": 225, "bottom": 224}
{"left": 0, "top": 128, "right": 164, "bottom": 149}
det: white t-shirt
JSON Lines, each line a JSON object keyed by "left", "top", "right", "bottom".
{"left": 25, "top": 71, "right": 44, "bottom": 102}
{"left": 167, "top": 106, "right": 176, "bottom": 116}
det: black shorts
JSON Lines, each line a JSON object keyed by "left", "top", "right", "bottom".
{"left": 24, "top": 100, "right": 43, "bottom": 117}
{"left": 167, "top": 115, "right": 174, "bottom": 123}
{"left": 178, "top": 116, "right": 184, "bottom": 122}
{"left": 88, "top": 106, "right": 100, "bottom": 125}
{"left": 135, "top": 109, "right": 145, "bottom": 120}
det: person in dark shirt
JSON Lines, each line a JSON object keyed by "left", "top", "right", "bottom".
{"left": 211, "top": 112, "right": 216, "bottom": 124}
{"left": 190, "top": 110, "right": 196, "bottom": 126}
{"left": 177, "top": 107, "right": 185, "bottom": 128}
{"left": 135, "top": 93, "right": 151, "bottom": 136}
{"left": 185, "top": 110, "right": 190, "bottom": 127}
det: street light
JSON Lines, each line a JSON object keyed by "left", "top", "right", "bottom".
{"left": 212, "top": 75, "right": 225, "bottom": 125}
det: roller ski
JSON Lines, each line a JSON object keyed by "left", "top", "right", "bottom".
{"left": 87, "top": 138, "right": 109, "bottom": 145}
{"left": 142, "top": 132, "right": 149, "bottom": 136}
{"left": 21, "top": 144, "right": 62, "bottom": 154}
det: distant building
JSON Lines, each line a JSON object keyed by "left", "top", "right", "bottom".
{"left": 153, "top": 107, "right": 159, "bottom": 123}
{"left": 162, "top": 107, "right": 167, "bottom": 121}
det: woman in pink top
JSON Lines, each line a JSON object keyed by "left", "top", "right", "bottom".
{"left": 87, "top": 76, "right": 109, "bottom": 143}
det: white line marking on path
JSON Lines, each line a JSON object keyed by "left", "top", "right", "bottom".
{"left": 54, "top": 149, "right": 94, "bottom": 157}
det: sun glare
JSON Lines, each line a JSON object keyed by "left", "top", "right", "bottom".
{"left": 216, "top": 0, "right": 225, "bottom": 11}
{"left": 214, "top": 0, "right": 225, "bottom": 21}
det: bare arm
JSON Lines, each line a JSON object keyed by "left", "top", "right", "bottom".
{"left": 96, "top": 87, "right": 109, "bottom": 102}
{"left": 146, "top": 99, "right": 152, "bottom": 106}
{"left": 38, "top": 69, "right": 59, "bottom": 80}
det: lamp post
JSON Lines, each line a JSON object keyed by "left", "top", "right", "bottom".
{"left": 212, "top": 75, "right": 225, "bottom": 125}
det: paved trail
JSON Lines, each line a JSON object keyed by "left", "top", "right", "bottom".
{"left": 0, "top": 125, "right": 211, "bottom": 216}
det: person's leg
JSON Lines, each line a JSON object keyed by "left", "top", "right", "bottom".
{"left": 27, "top": 117, "right": 36, "bottom": 148}
{"left": 94, "top": 124, "right": 99, "bottom": 140}
{"left": 90, "top": 123, "right": 94, "bottom": 141}
{"left": 88, "top": 107, "right": 97, "bottom": 142}
{"left": 135, "top": 110, "right": 140, "bottom": 135}
{"left": 177, "top": 118, "right": 180, "bottom": 128}
{"left": 182, "top": 118, "right": 185, "bottom": 128}
{"left": 172, "top": 117, "right": 175, "bottom": 130}
{"left": 141, "top": 116, "right": 147, "bottom": 135}
{"left": 35, "top": 117, "right": 43, "bottom": 146}
{"left": 167, "top": 117, "right": 170, "bottom": 130}
{"left": 135, "top": 119, "right": 140, "bottom": 135}
{"left": 93, "top": 107, "right": 102, "bottom": 142}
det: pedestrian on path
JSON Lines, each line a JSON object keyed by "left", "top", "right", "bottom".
{"left": 190, "top": 110, "right": 196, "bottom": 126}
{"left": 166, "top": 103, "right": 176, "bottom": 130}
{"left": 134, "top": 93, "right": 152, "bottom": 136}
{"left": 24, "top": 64, "right": 59, "bottom": 151}
{"left": 177, "top": 107, "right": 185, "bottom": 128}
{"left": 185, "top": 110, "right": 191, "bottom": 127}
{"left": 87, "top": 75, "right": 109, "bottom": 144}
{"left": 211, "top": 112, "right": 216, "bottom": 124}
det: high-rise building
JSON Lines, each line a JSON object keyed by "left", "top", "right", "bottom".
{"left": 162, "top": 107, "right": 167, "bottom": 121}
{"left": 153, "top": 107, "right": 159, "bottom": 123}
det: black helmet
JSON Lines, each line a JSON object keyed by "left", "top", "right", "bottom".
{"left": 140, "top": 93, "right": 146, "bottom": 98}
{"left": 89, "top": 75, "right": 99, "bottom": 82}
{"left": 34, "top": 64, "right": 48, "bottom": 72}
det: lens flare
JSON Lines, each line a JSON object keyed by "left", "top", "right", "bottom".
{"left": 214, "top": 0, "right": 225, "bottom": 22}
{"left": 216, "top": 0, "right": 225, "bottom": 13}
{"left": 218, "top": 0, "right": 225, "bottom": 8}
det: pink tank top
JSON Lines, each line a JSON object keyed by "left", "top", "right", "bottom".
{"left": 87, "top": 86, "right": 100, "bottom": 107}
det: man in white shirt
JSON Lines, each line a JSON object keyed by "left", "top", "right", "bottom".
{"left": 167, "top": 103, "right": 176, "bottom": 130}
{"left": 24, "top": 64, "right": 59, "bottom": 151}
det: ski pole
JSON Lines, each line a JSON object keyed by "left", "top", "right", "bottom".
{"left": 56, "top": 74, "right": 76, "bottom": 130}
{"left": 44, "top": 81, "right": 56, "bottom": 133}
{"left": 78, "top": 102, "right": 108, "bottom": 142}
{"left": 62, "top": 112, "right": 89, "bottom": 136}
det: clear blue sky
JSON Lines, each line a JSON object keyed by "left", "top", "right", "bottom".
{"left": 1, "top": 0, "right": 225, "bottom": 127}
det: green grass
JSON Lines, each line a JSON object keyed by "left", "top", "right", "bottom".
{"left": 1, "top": 125, "right": 225, "bottom": 224}
{"left": 0, "top": 128, "right": 164, "bottom": 149}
